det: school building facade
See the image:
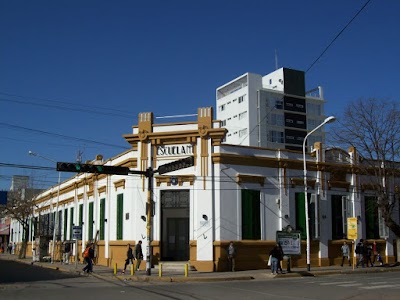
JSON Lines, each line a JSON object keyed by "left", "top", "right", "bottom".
{"left": 10, "top": 107, "right": 399, "bottom": 271}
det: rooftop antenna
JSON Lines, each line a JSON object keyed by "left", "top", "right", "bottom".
{"left": 275, "top": 49, "right": 279, "bottom": 70}
{"left": 76, "top": 150, "right": 83, "bottom": 163}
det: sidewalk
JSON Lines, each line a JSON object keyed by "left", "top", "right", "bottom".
{"left": 2, "top": 253, "right": 400, "bottom": 283}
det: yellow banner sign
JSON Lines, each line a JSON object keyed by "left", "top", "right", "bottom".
{"left": 347, "top": 217, "right": 358, "bottom": 239}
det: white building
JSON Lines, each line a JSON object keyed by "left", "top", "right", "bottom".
{"left": 216, "top": 68, "right": 326, "bottom": 151}
{"left": 10, "top": 107, "right": 399, "bottom": 271}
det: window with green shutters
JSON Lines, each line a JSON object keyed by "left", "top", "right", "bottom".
{"left": 241, "top": 189, "right": 261, "bottom": 239}
{"left": 88, "top": 202, "right": 94, "bottom": 240}
{"left": 63, "top": 208, "right": 68, "bottom": 241}
{"left": 117, "top": 194, "right": 123, "bottom": 240}
{"left": 69, "top": 207, "right": 74, "bottom": 240}
{"left": 365, "top": 196, "right": 379, "bottom": 239}
{"left": 295, "top": 192, "right": 307, "bottom": 239}
{"left": 79, "top": 204, "right": 83, "bottom": 226}
{"left": 331, "top": 195, "right": 344, "bottom": 239}
{"left": 100, "top": 198, "right": 105, "bottom": 240}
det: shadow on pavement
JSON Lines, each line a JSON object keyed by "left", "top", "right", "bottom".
{"left": 0, "top": 259, "right": 80, "bottom": 284}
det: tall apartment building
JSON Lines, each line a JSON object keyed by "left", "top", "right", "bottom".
{"left": 216, "top": 67, "right": 326, "bottom": 151}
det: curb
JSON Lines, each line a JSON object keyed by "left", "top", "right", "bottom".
{"left": 115, "top": 275, "right": 255, "bottom": 282}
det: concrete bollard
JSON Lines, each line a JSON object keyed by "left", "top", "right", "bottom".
{"left": 159, "top": 263, "right": 163, "bottom": 277}
{"left": 184, "top": 263, "right": 189, "bottom": 277}
{"left": 114, "top": 263, "right": 117, "bottom": 275}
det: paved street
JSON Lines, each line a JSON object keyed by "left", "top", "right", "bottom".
{"left": 2, "top": 256, "right": 400, "bottom": 300}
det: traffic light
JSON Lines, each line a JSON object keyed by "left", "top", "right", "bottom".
{"left": 56, "top": 162, "right": 130, "bottom": 175}
{"left": 157, "top": 156, "right": 194, "bottom": 175}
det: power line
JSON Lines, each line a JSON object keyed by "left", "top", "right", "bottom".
{"left": 0, "top": 122, "right": 130, "bottom": 150}
{"left": 0, "top": 92, "right": 135, "bottom": 119}
{"left": 0, "top": 162, "right": 55, "bottom": 171}
{"left": 305, "top": 0, "right": 371, "bottom": 73}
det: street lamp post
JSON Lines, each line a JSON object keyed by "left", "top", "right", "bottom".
{"left": 302, "top": 116, "right": 336, "bottom": 271}
{"left": 29, "top": 151, "right": 61, "bottom": 264}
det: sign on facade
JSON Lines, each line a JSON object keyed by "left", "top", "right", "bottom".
{"left": 72, "top": 226, "right": 82, "bottom": 240}
{"left": 276, "top": 231, "right": 301, "bottom": 255}
{"left": 157, "top": 144, "right": 193, "bottom": 157}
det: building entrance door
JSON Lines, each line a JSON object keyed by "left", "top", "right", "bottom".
{"left": 161, "top": 190, "right": 189, "bottom": 261}
{"left": 166, "top": 218, "right": 189, "bottom": 261}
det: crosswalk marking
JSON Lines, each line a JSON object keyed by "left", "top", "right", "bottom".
{"left": 320, "top": 281, "right": 356, "bottom": 285}
{"left": 369, "top": 281, "right": 388, "bottom": 285}
{"left": 360, "top": 284, "right": 400, "bottom": 290}
{"left": 337, "top": 283, "right": 363, "bottom": 287}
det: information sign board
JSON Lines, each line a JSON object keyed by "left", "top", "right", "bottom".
{"left": 276, "top": 231, "right": 301, "bottom": 255}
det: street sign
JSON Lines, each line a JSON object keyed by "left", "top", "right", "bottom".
{"left": 347, "top": 217, "right": 358, "bottom": 240}
{"left": 276, "top": 231, "right": 301, "bottom": 255}
{"left": 72, "top": 226, "right": 82, "bottom": 240}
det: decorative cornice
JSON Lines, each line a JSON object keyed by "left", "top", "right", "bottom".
{"left": 328, "top": 180, "right": 351, "bottom": 191}
{"left": 291, "top": 178, "right": 316, "bottom": 189}
{"left": 98, "top": 185, "right": 107, "bottom": 194}
{"left": 155, "top": 175, "right": 195, "bottom": 187}
{"left": 236, "top": 174, "right": 265, "bottom": 186}
{"left": 114, "top": 179, "right": 126, "bottom": 190}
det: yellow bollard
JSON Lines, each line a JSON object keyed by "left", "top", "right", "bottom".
{"left": 114, "top": 263, "right": 117, "bottom": 275}
{"left": 184, "top": 263, "right": 188, "bottom": 277}
{"left": 159, "top": 263, "right": 163, "bottom": 277}
{"left": 131, "top": 263, "right": 135, "bottom": 276}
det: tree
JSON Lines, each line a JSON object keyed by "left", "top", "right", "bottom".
{"left": 332, "top": 98, "right": 400, "bottom": 238}
{"left": 0, "top": 188, "right": 40, "bottom": 258}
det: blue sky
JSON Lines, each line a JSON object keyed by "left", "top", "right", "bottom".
{"left": 1, "top": 0, "right": 399, "bottom": 190}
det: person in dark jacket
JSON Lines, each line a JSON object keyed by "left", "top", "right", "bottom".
{"left": 122, "top": 244, "right": 135, "bottom": 274}
{"left": 134, "top": 241, "right": 143, "bottom": 271}
{"left": 277, "top": 243, "right": 284, "bottom": 273}
{"left": 269, "top": 244, "right": 281, "bottom": 275}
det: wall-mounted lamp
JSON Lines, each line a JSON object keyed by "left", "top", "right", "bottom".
{"left": 202, "top": 214, "right": 208, "bottom": 221}
{"left": 284, "top": 214, "right": 289, "bottom": 219}
{"left": 92, "top": 221, "right": 95, "bottom": 224}
{"left": 276, "top": 198, "right": 281, "bottom": 209}
{"left": 104, "top": 219, "right": 107, "bottom": 223}
{"left": 82, "top": 222, "right": 84, "bottom": 225}
{"left": 141, "top": 216, "right": 146, "bottom": 222}
{"left": 322, "top": 215, "right": 327, "bottom": 219}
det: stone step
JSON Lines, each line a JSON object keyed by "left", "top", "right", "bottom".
{"left": 155, "top": 261, "right": 195, "bottom": 271}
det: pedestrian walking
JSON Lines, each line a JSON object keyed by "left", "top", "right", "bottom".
{"left": 134, "top": 241, "right": 143, "bottom": 271}
{"left": 122, "top": 243, "right": 135, "bottom": 274}
{"left": 372, "top": 241, "right": 379, "bottom": 265}
{"left": 340, "top": 241, "right": 351, "bottom": 266}
{"left": 82, "top": 243, "right": 94, "bottom": 273}
{"left": 277, "top": 243, "right": 284, "bottom": 273}
{"left": 226, "top": 241, "right": 237, "bottom": 272}
{"left": 8, "top": 242, "right": 12, "bottom": 254}
{"left": 63, "top": 242, "right": 71, "bottom": 264}
{"left": 355, "top": 239, "right": 365, "bottom": 268}
{"left": 269, "top": 243, "right": 281, "bottom": 275}
{"left": 366, "top": 242, "right": 373, "bottom": 267}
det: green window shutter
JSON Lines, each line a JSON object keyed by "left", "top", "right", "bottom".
{"left": 117, "top": 194, "right": 123, "bottom": 240}
{"left": 295, "top": 192, "right": 306, "bottom": 239}
{"left": 88, "top": 202, "right": 94, "bottom": 240}
{"left": 331, "top": 195, "right": 344, "bottom": 240}
{"left": 100, "top": 198, "right": 105, "bottom": 240}
{"left": 69, "top": 207, "right": 74, "bottom": 240}
{"left": 241, "top": 189, "right": 261, "bottom": 240}
{"left": 64, "top": 209, "right": 68, "bottom": 241}
{"left": 79, "top": 204, "right": 83, "bottom": 226}
{"left": 365, "top": 196, "right": 379, "bottom": 239}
